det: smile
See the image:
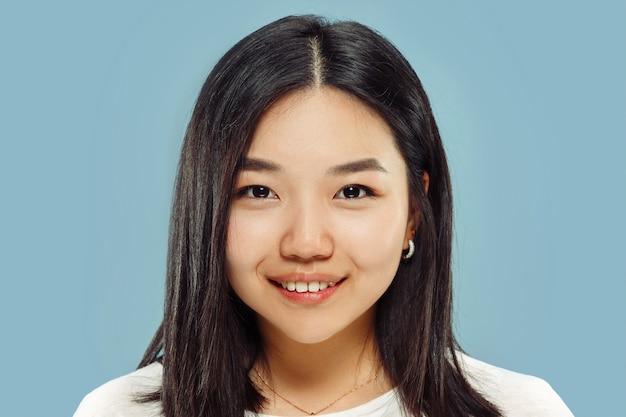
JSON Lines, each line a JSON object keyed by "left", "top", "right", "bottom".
{"left": 266, "top": 275, "right": 347, "bottom": 304}
{"left": 278, "top": 281, "right": 338, "bottom": 293}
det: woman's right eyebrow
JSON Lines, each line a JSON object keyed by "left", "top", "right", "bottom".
{"left": 241, "top": 157, "right": 282, "bottom": 172}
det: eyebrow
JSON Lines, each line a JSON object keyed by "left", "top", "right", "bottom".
{"left": 240, "top": 157, "right": 388, "bottom": 175}
{"left": 326, "top": 158, "right": 388, "bottom": 175}
{"left": 241, "top": 158, "right": 282, "bottom": 172}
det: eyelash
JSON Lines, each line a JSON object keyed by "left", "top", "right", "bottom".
{"left": 237, "top": 185, "right": 277, "bottom": 199}
{"left": 334, "top": 184, "right": 376, "bottom": 199}
{"left": 235, "top": 184, "right": 376, "bottom": 200}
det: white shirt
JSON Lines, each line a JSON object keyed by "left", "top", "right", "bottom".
{"left": 73, "top": 354, "right": 574, "bottom": 417}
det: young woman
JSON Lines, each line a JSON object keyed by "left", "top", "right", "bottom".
{"left": 74, "top": 15, "right": 574, "bottom": 417}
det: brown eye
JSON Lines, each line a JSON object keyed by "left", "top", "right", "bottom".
{"left": 251, "top": 186, "right": 271, "bottom": 198}
{"left": 239, "top": 185, "right": 277, "bottom": 199}
{"left": 335, "top": 185, "right": 374, "bottom": 199}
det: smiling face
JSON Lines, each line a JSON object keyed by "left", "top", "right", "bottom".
{"left": 226, "top": 87, "right": 414, "bottom": 345}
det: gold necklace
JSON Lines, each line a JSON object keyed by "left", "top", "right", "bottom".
{"left": 254, "top": 369, "right": 379, "bottom": 416}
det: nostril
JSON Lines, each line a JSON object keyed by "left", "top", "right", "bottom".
{"left": 278, "top": 206, "right": 335, "bottom": 261}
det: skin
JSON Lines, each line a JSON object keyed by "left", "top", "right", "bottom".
{"left": 226, "top": 87, "right": 424, "bottom": 415}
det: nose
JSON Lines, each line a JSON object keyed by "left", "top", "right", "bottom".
{"left": 279, "top": 197, "right": 334, "bottom": 261}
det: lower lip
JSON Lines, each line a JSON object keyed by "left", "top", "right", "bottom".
{"left": 273, "top": 280, "right": 344, "bottom": 304}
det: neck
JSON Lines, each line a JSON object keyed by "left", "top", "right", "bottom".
{"left": 253, "top": 308, "right": 391, "bottom": 415}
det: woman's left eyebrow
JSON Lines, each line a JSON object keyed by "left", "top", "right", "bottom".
{"left": 326, "top": 158, "right": 388, "bottom": 175}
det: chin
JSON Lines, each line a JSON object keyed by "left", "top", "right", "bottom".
{"left": 272, "top": 323, "right": 342, "bottom": 345}
{"left": 286, "top": 332, "right": 338, "bottom": 345}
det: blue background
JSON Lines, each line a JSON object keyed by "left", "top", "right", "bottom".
{"left": 1, "top": 1, "right": 624, "bottom": 416}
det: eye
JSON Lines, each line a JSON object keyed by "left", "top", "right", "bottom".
{"left": 238, "top": 185, "right": 277, "bottom": 199}
{"left": 335, "top": 185, "right": 374, "bottom": 199}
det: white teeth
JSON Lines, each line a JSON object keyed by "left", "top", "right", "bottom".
{"left": 279, "top": 281, "right": 335, "bottom": 293}
{"left": 295, "top": 282, "right": 308, "bottom": 293}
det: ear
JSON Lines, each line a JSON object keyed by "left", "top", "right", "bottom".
{"left": 403, "top": 217, "right": 416, "bottom": 249}
{"left": 403, "top": 171, "right": 429, "bottom": 248}
{"left": 422, "top": 171, "right": 430, "bottom": 194}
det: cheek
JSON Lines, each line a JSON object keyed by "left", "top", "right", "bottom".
{"left": 226, "top": 212, "right": 273, "bottom": 267}
{"left": 226, "top": 220, "right": 266, "bottom": 310}
{"left": 225, "top": 214, "right": 261, "bottom": 291}
{"left": 338, "top": 209, "right": 407, "bottom": 274}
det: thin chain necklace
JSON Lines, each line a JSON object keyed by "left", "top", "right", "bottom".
{"left": 254, "top": 368, "right": 379, "bottom": 416}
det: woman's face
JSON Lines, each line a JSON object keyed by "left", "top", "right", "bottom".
{"left": 226, "top": 87, "right": 414, "bottom": 345}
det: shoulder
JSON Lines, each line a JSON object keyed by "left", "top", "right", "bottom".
{"left": 73, "top": 362, "right": 163, "bottom": 417}
{"left": 457, "top": 353, "right": 574, "bottom": 417}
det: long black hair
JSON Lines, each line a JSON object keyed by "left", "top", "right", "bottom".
{"left": 139, "top": 15, "right": 502, "bottom": 417}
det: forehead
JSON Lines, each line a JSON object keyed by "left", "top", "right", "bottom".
{"left": 248, "top": 87, "right": 402, "bottom": 167}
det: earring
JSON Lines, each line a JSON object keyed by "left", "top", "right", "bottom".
{"left": 402, "top": 239, "right": 415, "bottom": 260}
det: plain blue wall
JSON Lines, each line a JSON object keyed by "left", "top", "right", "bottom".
{"left": 1, "top": 1, "right": 624, "bottom": 416}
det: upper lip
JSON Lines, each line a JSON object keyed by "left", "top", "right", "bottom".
{"left": 268, "top": 272, "right": 345, "bottom": 283}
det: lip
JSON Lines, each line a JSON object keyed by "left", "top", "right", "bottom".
{"left": 269, "top": 272, "right": 344, "bottom": 284}
{"left": 267, "top": 273, "right": 346, "bottom": 305}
